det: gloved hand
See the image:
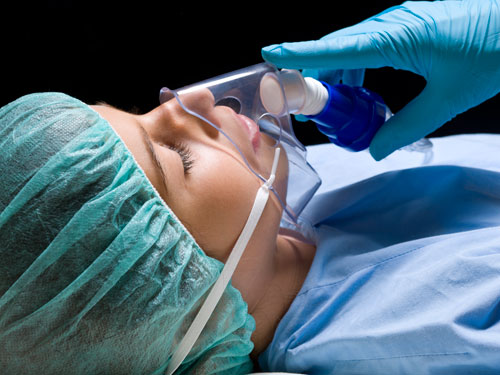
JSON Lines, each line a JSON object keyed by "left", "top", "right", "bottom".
{"left": 262, "top": 0, "right": 500, "bottom": 160}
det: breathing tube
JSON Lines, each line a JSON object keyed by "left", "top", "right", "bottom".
{"left": 260, "top": 69, "right": 433, "bottom": 157}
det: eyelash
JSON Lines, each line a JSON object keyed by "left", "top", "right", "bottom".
{"left": 168, "top": 141, "right": 194, "bottom": 174}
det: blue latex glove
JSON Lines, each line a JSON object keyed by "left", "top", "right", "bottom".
{"left": 262, "top": 0, "right": 500, "bottom": 160}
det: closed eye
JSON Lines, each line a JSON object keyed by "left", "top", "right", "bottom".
{"left": 166, "top": 141, "right": 194, "bottom": 174}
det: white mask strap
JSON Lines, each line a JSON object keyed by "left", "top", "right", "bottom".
{"left": 165, "top": 148, "right": 281, "bottom": 375}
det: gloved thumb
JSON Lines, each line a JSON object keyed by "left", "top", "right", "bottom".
{"left": 369, "top": 85, "right": 451, "bottom": 161}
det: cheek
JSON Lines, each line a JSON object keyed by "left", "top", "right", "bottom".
{"left": 182, "top": 157, "right": 262, "bottom": 259}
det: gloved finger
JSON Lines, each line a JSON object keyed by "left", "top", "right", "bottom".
{"left": 341, "top": 68, "right": 365, "bottom": 87}
{"left": 369, "top": 86, "right": 452, "bottom": 161}
{"left": 262, "top": 30, "right": 399, "bottom": 71}
{"left": 303, "top": 68, "right": 365, "bottom": 86}
{"left": 301, "top": 68, "right": 321, "bottom": 80}
{"left": 293, "top": 114, "right": 309, "bottom": 123}
{"left": 302, "top": 68, "right": 341, "bottom": 83}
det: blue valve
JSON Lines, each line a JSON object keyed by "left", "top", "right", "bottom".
{"left": 307, "top": 83, "right": 388, "bottom": 152}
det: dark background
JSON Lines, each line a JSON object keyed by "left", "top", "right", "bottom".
{"left": 3, "top": 1, "right": 498, "bottom": 145}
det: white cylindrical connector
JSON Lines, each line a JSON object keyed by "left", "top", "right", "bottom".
{"left": 260, "top": 69, "right": 329, "bottom": 116}
{"left": 301, "top": 77, "right": 328, "bottom": 116}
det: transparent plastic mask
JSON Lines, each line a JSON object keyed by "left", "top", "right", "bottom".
{"left": 159, "top": 63, "right": 321, "bottom": 223}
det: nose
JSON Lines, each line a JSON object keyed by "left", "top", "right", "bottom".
{"left": 150, "top": 88, "right": 220, "bottom": 140}
{"left": 177, "top": 88, "right": 215, "bottom": 114}
{"left": 174, "top": 88, "right": 221, "bottom": 138}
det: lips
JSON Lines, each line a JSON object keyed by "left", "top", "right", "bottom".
{"left": 237, "top": 114, "right": 261, "bottom": 152}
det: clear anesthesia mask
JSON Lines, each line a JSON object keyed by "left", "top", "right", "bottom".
{"left": 159, "top": 63, "right": 321, "bottom": 224}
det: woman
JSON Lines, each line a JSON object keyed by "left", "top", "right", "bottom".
{"left": 0, "top": 91, "right": 293, "bottom": 374}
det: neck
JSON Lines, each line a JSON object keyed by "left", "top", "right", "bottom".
{"left": 239, "top": 233, "right": 316, "bottom": 359}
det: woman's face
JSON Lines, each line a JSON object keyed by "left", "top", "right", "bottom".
{"left": 91, "top": 89, "right": 288, "bottom": 262}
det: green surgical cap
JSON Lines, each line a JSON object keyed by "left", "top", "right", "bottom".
{"left": 0, "top": 93, "right": 255, "bottom": 374}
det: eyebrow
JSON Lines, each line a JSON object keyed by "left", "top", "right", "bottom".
{"left": 136, "top": 123, "right": 170, "bottom": 197}
{"left": 96, "top": 102, "right": 170, "bottom": 196}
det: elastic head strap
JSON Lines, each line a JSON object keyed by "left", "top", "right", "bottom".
{"left": 165, "top": 148, "right": 281, "bottom": 375}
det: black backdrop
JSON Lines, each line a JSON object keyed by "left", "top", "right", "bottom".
{"left": 3, "top": 1, "right": 498, "bottom": 145}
